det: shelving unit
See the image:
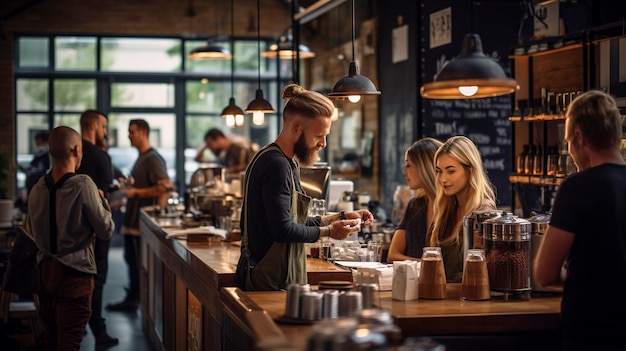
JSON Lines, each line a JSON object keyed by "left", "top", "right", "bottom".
{"left": 509, "top": 37, "right": 588, "bottom": 215}
{"left": 509, "top": 22, "right": 626, "bottom": 215}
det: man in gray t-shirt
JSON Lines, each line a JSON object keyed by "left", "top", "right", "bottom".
{"left": 106, "top": 119, "right": 171, "bottom": 312}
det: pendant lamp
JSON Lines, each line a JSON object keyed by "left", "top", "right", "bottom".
{"left": 246, "top": 0, "right": 275, "bottom": 126}
{"left": 220, "top": 0, "right": 244, "bottom": 128}
{"left": 188, "top": 0, "right": 231, "bottom": 60}
{"left": 188, "top": 39, "right": 232, "bottom": 60}
{"left": 260, "top": 29, "right": 316, "bottom": 59}
{"left": 328, "top": 0, "right": 380, "bottom": 103}
{"left": 420, "top": 33, "right": 519, "bottom": 99}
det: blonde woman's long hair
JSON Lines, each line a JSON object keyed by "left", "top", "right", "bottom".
{"left": 405, "top": 137, "right": 443, "bottom": 200}
{"left": 429, "top": 136, "right": 496, "bottom": 246}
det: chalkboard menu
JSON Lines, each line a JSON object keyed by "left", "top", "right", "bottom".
{"left": 422, "top": 97, "right": 512, "bottom": 206}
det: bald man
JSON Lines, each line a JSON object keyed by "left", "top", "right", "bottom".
{"left": 24, "top": 126, "right": 114, "bottom": 351}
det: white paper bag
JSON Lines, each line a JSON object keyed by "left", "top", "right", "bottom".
{"left": 392, "top": 260, "right": 419, "bottom": 301}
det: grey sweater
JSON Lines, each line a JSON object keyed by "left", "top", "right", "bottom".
{"left": 25, "top": 173, "right": 114, "bottom": 275}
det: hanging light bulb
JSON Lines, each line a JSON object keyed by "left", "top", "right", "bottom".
{"left": 252, "top": 111, "right": 265, "bottom": 126}
{"left": 458, "top": 86, "right": 479, "bottom": 97}
{"left": 225, "top": 115, "right": 235, "bottom": 128}
{"left": 235, "top": 114, "right": 245, "bottom": 126}
{"left": 348, "top": 95, "right": 361, "bottom": 103}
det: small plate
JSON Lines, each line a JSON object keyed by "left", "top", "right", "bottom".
{"left": 318, "top": 280, "right": 353, "bottom": 290}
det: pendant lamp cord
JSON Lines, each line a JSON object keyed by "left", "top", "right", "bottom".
{"left": 213, "top": 0, "right": 219, "bottom": 41}
{"left": 257, "top": 0, "right": 261, "bottom": 90}
{"left": 292, "top": 0, "right": 298, "bottom": 83}
{"left": 230, "top": 0, "right": 235, "bottom": 96}
{"left": 351, "top": 0, "right": 355, "bottom": 61}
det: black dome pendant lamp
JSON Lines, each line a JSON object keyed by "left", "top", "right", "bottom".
{"left": 245, "top": 0, "right": 275, "bottom": 126}
{"left": 420, "top": 33, "right": 519, "bottom": 99}
{"left": 188, "top": 0, "right": 231, "bottom": 60}
{"left": 328, "top": 0, "right": 380, "bottom": 103}
{"left": 220, "top": 0, "right": 244, "bottom": 127}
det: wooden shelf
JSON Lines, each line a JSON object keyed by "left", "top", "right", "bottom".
{"left": 509, "top": 42, "right": 583, "bottom": 58}
{"left": 509, "top": 114, "right": 566, "bottom": 122}
{"left": 509, "top": 174, "right": 564, "bottom": 186}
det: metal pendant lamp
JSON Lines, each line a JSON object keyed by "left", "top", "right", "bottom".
{"left": 420, "top": 33, "right": 519, "bottom": 99}
{"left": 188, "top": 0, "right": 231, "bottom": 60}
{"left": 328, "top": 0, "right": 380, "bottom": 102}
{"left": 246, "top": 0, "right": 275, "bottom": 126}
{"left": 221, "top": 0, "right": 244, "bottom": 127}
{"left": 188, "top": 39, "right": 232, "bottom": 60}
{"left": 260, "top": 29, "right": 316, "bottom": 59}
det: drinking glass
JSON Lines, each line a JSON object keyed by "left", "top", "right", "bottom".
{"left": 418, "top": 247, "right": 447, "bottom": 299}
{"left": 461, "top": 249, "right": 490, "bottom": 300}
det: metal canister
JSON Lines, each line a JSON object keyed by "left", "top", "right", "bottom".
{"left": 462, "top": 210, "right": 502, "bottom": 265}
{"left": 483, "top": 213, "right": 532, "bottom": 294}
{"left": 527, "top": 213, "right": 560, "bottom": 292}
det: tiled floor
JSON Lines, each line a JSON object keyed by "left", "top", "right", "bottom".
{"left": 80, "top": 238, "right": 153, "bottom": 351}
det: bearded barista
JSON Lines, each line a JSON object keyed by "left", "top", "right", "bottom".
{"left": 235, "top": 84, "right": 374, "bottom": 291}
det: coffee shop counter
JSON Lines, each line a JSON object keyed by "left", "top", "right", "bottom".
{"left": 138, "top": 210, "right": 352, "bottom": 351}
{"left": 220, "top": 283, "right": 563, "bottom": 351}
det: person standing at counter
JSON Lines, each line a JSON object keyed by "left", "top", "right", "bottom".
{"left": 106, "top": 119, "right": 172, "bottom": 311}
{"left": 387, "top": 138, "right": 442, "bottom": 262}
{"left": 429, "top": 136, "right": 496, "bottom": 282}
{"left": 25, "top": 126, "right": 114, "bottom": 350}
{"left": 235, "top": 84, "right": 373, "bottom": 291}
{"left": 76, "top": 109, "right": 119, "bottom": 349}
{"left": 194, "top": 128, "right": 256, "bottom": 176}
{"left": 534, "top": 90, "right": 626, "bottom": 351}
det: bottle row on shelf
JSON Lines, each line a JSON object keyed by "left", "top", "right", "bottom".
{"left": 511, "top": 89, "right": 583, "bottom": 120}
{"left": 513, "top": 144, "right": 576, "bottom": 183}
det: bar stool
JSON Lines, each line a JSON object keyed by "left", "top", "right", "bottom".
{"left": 0, "top": 287, "right": 43, "bottom": 348}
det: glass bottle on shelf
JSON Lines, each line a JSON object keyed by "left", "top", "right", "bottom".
{"left": 525, "top": 145, "right": 536, "bottom": 175}
{"left": 533, "top": 145, "right": 543, "bottom": 176}
{"left": 547, "top": 146, "right": 559, "bottom": 176}
{"left": 516, "top": 145, "right": 529, "bottom": 174}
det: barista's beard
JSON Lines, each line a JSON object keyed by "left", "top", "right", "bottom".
{"left": 293, "top": 133, "right": 319, "bottom": 166}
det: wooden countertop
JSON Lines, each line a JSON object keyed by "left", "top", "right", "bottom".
{"left": 140, "top": 210, "right": 353, "bottom": 289}
{"left": 221, "top": 284, "right": 561, "bottom": 349}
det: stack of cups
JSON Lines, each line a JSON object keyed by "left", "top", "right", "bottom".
{"left": 339, "top": 291, "right": 363, "bottom": 317}
{"left": 300, "top": 292, "right": 324, "bottom": 321}
{"left": 321, "top": 290, "right": 340, "bottom": 319}
{"left": 285, "top": 284, "right": 310, "bottom": 318}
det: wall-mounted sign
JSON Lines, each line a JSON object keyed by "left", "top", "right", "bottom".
{"left": 534, "top": 2, "right": 559, "bottom": 37}
{"left": 429, "top": 7, "right": 451, "bottom": 49}
{"left": 392, "top": 24, "right": 408, "bottom": 63}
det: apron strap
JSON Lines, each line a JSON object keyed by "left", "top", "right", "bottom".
{"left": 241, "top": 144, "right": 297, "bottom": 261}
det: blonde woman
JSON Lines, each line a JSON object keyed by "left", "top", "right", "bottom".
{"left": 387, "top": 138, "right": 442, "bottom": 262}
{"left": 429, "top": 136, "right": 497, "bottom": 282}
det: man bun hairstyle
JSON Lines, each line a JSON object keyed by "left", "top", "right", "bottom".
{"left": 281, "top": 83, "right": 335, "bottom": 121}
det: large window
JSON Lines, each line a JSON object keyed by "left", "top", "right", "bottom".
{"left": 14, "top": 35, "right": 288, "bottom": 193}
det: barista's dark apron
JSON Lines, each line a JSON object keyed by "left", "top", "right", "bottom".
{"left": 239, "top": 144, "right": 311, "bottom": 291}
